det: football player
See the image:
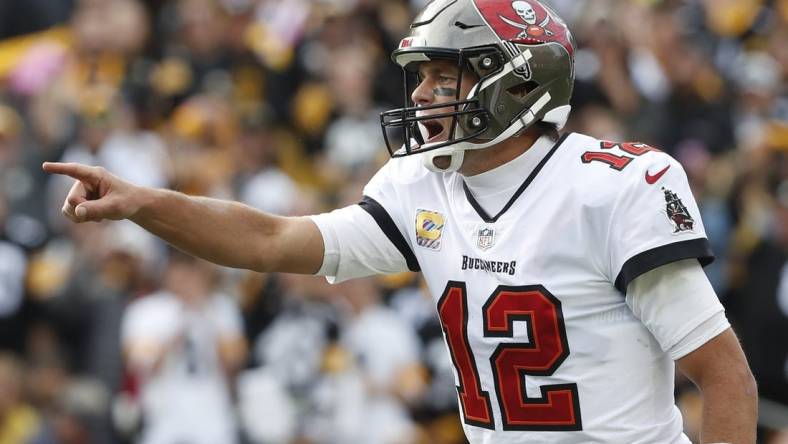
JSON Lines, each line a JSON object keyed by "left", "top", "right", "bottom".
{"left": 45, "top": 0, "right": 757, "bottom": 442}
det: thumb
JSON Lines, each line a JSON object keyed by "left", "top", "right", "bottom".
{"left": 75, "top": 205, "right": 87, "bottom": 218}
{"left": 75, "top": 199, "right": 116, "bottom": 222}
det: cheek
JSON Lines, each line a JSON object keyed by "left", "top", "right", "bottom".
{"left": 459, "top": 79, "right": 476, "bottom": 99}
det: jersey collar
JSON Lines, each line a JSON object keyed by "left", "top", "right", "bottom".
{"left": 463, "top": 133, "right": 570, "bottom": 223}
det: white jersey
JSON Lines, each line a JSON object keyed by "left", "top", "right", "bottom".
{"left": 311, "top": 132, "right": 725, "bottom": 444}
{"left": 121, "top": 292, "right": 244, "bottom": 444}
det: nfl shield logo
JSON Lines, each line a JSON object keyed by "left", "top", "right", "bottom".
{"left": 477, "top": 227, "right": 495, "bottom": 250}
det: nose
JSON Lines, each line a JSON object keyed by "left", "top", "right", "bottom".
{"left": 411, "top": 78, "right": 434, "bottom": 106}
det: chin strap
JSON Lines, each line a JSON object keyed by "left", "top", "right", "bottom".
{"left": 543, "top": 105, "right": 571, "bottom": 130}
{"left": 423, "top": 148, "right": 465, "bottom": 173}
{"left": 416, "top": 96, "right": 570, "bottom": 174}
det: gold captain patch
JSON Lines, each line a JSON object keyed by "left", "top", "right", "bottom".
{"left": 415, "top": 209, "right": 445, "bottom": 250}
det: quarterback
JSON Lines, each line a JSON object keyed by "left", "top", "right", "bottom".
{"left": 45, "top": 0, "right": 756, "bottom": 442}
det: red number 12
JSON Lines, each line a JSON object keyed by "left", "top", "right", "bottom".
{"left": 437, "top": 282, "right": 582, "bottom": 431}
{"left": 581, "top": 141, "right": 660, "bottom": 170}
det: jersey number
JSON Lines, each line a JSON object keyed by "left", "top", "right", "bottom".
{"left": 437, "top": 281, "right": 582, "bottom": 431}
{"left": 581, "top": 141, "right": 659, "bottom": 170}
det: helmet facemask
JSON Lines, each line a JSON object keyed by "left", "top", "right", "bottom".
{"left": 380, "top": 47, "right": 504, "bottom": 172}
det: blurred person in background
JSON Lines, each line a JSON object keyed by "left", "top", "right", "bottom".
{"left": 234, "top": 112, "right": 300, "bottom": 216}
{"left": 44, "top": 1, "right": 758, "bottom": 444}
{"left": 0, "top": 353, "right": 42, "bottom": 444}
{"left": 165, "top": 94, "right": 239, "bottom": 197}
{"left": 321, "top": 43, "right": 387, "bottom": 174}
{"left": 21, "top": 216, "right": 161, "bottom": 443}
{"left": 120, "top": 250, "right": 247, "bottom": 444}
{"left": 0, "top": 193, "right": 28, "bottom": 353}
{"left": 336, "top": 276, "right": 426, "bottom": 444}
{"left": 31, "top": 377, "right": 111, "bottom": 444}
{"left": 727, "top": 166, "right": 788, "bottom": 442}
{"left": 0, "top": 350, "right": 102, "bottom": 444}
{"left": 0, "top": 104, "right": 24, "bottom": 196}
{"left": 239, "top": 269, "right": 354, "bottom": 444}
{"left": 0, "top": 104, "right": 34, "bottom": 354}
{"left": 0, "top": 99, "right": 55, "bottom": 250}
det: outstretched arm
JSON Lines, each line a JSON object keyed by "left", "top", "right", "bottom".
{"left": 43, "top": 162, "right": 325, "bottom": 274}
{"left": 677, "top": 328, "right": 758, "bottom": 444}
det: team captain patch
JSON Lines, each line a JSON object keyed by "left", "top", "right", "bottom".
{"left": 415, "top": 209, "right": 445, "bottom": 250}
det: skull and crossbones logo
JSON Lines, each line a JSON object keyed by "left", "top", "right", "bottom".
{"left": 513, "top": 1, "right": 537, "bottom": 24}
{"left": 500, "top": 1, "right": 554, "bottom": 39}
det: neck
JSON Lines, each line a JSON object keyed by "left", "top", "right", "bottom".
{"left": 459, "top": 127, "right": 547, "bottom": 176}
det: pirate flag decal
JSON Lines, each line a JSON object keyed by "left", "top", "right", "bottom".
{"left": 662, "top": 187, "right": 695, "bottom": 233}
{"left": 474, "top": 0, "right": 574, "bottom": 56}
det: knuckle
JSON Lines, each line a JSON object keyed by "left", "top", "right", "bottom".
{"left": 106, "top": 201, "right": 120, "bottom": 214}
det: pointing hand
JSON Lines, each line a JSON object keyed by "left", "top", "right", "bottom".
{"left": 42, "top": 162, "right": 142, "bottom": 223}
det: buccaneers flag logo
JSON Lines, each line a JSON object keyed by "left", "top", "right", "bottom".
{"left": 662, "top": 187, "right": 695, "bottom": 233}
{"left": 474, "top": 0, "right": 574, "bottom": 55}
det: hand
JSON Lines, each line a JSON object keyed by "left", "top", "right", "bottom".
{"left": 42, "top": 162, "right": 143, "bottom": 223}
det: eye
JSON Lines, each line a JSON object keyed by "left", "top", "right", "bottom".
{"left": 438, "top": 75, "right": 456, "bottom": 84}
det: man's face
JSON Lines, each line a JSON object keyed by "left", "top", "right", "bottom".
{"left": 410, "top": 59, "right": 477, "bottom": 146}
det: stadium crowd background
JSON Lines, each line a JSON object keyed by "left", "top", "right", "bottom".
{"left": 0, "top": 0, "right": 786, "bottom": 443}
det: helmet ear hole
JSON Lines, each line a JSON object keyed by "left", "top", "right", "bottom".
{"left": 507, "top": 81, "right": 540, "bottom": 101}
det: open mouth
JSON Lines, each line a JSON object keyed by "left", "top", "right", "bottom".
{"left": 420, "top": 119, "right": 446, "bottom": 143}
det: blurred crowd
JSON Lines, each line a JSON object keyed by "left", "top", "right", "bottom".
{"left": 0, "top": 0, "right": 786, "bottom": 443}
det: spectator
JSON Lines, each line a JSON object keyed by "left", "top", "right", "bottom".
{"left": 728, "top": 179, "right": 788, "bottom": 406}
{"left": 0, "top": 196, "right": 28, "bottom": 352}
{"left": 337, "top": 277, "right": 426, "bottom": 444}
{"left": 120, "top": 251, "right": 247, "bottom": 444}
{"left": 0, "top": 353, "right": 42, "bottom": 444}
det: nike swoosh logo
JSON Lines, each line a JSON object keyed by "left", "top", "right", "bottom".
{"left": 645, "top": 165, "right": 670, "bottom": 184}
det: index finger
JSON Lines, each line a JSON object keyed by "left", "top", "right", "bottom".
{"left": 42, "top": 162, "right": 100, "bottom": 182}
